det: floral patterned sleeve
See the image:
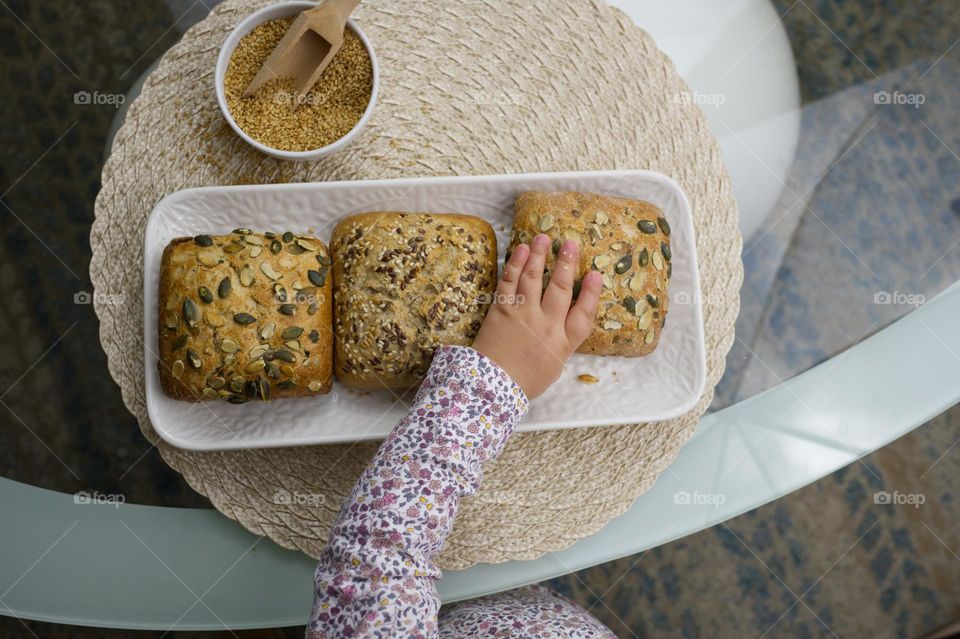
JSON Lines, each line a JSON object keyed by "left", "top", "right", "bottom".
{"left": 307, "top": 345, "right": 529, "bottom": 638}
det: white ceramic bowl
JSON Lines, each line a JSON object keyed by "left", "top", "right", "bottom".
{"left": 215, "top": 1, "right": 379, "bottom": 161}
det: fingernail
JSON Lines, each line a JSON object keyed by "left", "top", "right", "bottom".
{"left": 584, "top": 271, "right": 602, "bottom": 285}
{"left": 533, "top": 234, "right": 550, "bottom": 249}
{"left": 560, "top": 240, "right": 578, "bottom": 259}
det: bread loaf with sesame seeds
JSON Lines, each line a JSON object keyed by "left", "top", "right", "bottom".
{"left": 330, "top": 212, "right": 498, "bottom": 392}
{"left": 509, "top": 191, "right": 671, "bottom": 357}
{"left": 157, "top": 229, "right": 333, "bottom": 402}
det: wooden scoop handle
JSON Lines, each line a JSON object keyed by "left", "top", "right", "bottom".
{"left": 304, "top": 0, "right": 362, "bottom": 34}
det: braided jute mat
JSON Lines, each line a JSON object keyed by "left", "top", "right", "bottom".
{"left": 91, "top": 0, "right": 741, "bottom": 569}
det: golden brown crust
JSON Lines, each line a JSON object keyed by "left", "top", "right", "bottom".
{"left": 157, "top": 229, "right": 333, "bottom": 402}
{"left": 331, "top": 212, "right": 498, "bottom": 391}
{"left": 510, "top": 191, "right": 671, "bottom": 356}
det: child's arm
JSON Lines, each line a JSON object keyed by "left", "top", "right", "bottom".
{"left": 307, "top": 235, "right": 601, "bottom": 638}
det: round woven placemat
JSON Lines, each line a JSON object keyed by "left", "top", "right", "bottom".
{"left": 91, "top": 0, "right": 741, "bottom": 569}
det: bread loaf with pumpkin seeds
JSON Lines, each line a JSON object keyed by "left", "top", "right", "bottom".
{"left": 157, "top": 229, "right": 333, "bottom": 402}
{"left": 330, "top": 212, "right": 498, "bottom": 392}
{"left": 509, "top": 191, "right": 671, "bottom": 357}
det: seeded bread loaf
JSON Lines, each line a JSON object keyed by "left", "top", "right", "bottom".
{"left": 157, "top": 229, "right": 333, "bottom": 402}
{"left": 331, "top": 212, "right": 498, "bottom": 392}
{"left": 509, "top": 191, "right": 671, "bottom": 357}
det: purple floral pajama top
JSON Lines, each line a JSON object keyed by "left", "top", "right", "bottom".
{"left": 308, "top": 345, "right": 615, "bottom": 638}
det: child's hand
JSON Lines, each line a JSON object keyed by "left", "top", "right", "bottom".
{"left": 472, "top": 234, "right": 602, "bottom": 399}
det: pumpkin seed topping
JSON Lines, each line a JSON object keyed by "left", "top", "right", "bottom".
{"left": 274, "top": 349, "right": 296, "bottom": 363}
{"left": 281, "top": 326, "right": 304, "bottom": 340}
{"left": 307, "top": 269, "right": 326, "bottom": 287}
{"left": 638, "top": 248, "right": 649, "bottom": 267}
{"left": 638, "top": 220, "right": 657, "bottom": 234}
{"left": 183, "top": 298, "right": 200, "bottom": 327}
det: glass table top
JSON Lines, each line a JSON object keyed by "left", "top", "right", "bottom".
{"left": 1, "top": 0, "right": 958, "bottom": 511}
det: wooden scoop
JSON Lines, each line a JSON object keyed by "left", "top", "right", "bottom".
{"left": 243, "top": 0, "right": 362, "bottom": 101}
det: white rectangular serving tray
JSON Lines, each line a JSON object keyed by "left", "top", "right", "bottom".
{"left": 144, "top": 171, "right": 706, "bottom": 450}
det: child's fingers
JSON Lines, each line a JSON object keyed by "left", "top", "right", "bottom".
{"left": 496, "top": 243, "right": 529, "bottom": 303}
{"left": 517, "top": 234, "right": 550, "bottom": 304}
{"left": 565, "top": 271, "right": 602, "bottom": 345}
{"left": 541, "top": 240, "right": 579, "bottom": 317}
